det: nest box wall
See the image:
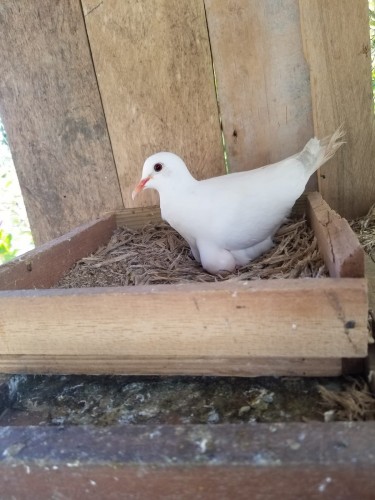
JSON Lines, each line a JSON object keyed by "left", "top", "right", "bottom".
{"left": 0, "top": 0, "right": 374, "bottom": 245}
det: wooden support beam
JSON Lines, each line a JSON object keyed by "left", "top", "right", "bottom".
{"left": 307, "top": 192, "right": 365, "bottom": 278}
{"left": 0, "top": 279, "right": 368, "bottom": 367}
{"left": 0, "top": 214, "right": 116, "bottom": 290}
{"left": 0, "top": 423, "right": 375, "bottom": 499}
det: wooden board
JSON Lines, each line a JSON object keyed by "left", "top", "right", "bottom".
{"left": 82, "top": 0, "right": 225, "bottom": 207}
{"left": 299, "top": 0, "right": 375, "bottom": 218}
{"left": 205, "top": 0, "right": 316, "bottom": 188}
{"left": 307, "top": 192, "right": 365, "bottom": 278}
{"left": 114, "top": 206, "right": 162, "bottom": 230}
{"left": 1, "top": 423, "right": 375, "bottom": 499}
{"left": 0, "top": 279, "right": 368, "bottom": 365}
{"left": 0, "top": 214, "right": 116, "bottom": 291}
{"left": 0, "top": 0, "right": 123, "bottom": 245}
{"left": 0, "top": 355, "right": 345, "bottom": 377}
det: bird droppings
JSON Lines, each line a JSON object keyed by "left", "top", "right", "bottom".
{"left": 57, "top": 216, "right": 327, "bottom": 288}
{"left": 0, "top": 375, "right": 374, "bottom": 426}
{"left": 318, "top": 477, "right": 333, "bottom": 493}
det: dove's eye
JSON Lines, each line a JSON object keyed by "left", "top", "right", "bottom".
{"left": 153, "top": 163, "right": 163, "bottom": 172}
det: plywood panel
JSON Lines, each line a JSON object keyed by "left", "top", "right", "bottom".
{"left": 205, "top": 0, "right": 315, "bottom": 185}
{"left": 299, "top": 0, "right": 375, "bottom": 218}
{"left": 82, "top": 0, "right": 225, "bottom": 207}
{"left": 0, "top": 279, "right": 368, "bottom": 359}
{"left": 0, "top": 0, "right": 123, "bottom": 245}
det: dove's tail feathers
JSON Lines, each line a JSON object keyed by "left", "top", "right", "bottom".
{"left": 298, "top": 125, "right": 345, "bottom": 176}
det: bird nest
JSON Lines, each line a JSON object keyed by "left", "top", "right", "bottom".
{"left": 57, "top": 216, "right": 327, "bottom": 288}
{"left": 350, "top": 203, "right": 375, "bottom": 262}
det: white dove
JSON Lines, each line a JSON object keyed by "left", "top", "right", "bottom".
{"left": 132, "top": 128, "right": 344, "bottom": 274}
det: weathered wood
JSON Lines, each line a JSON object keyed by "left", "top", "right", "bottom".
{"left": 299, "top": 0, "right": 375, "bottom": 218}
{"left": 0, "top": 279, "right": 368, "bottom": 364}
{"left": 114, "top": 206, "right": 162, "bottom": 229}
{"left": 82, "top": 0, "right": 225, "bottom": 208}
{"left": 0, "top": 423, "right": 375, "bottom": 499}
{"left": 307, "top": 192, "right": 365, "bottom": 278}
{"left": 0, "top": 214, "right": 116, "bottom": 291}
{"left": 0, "top": 355, "right": 345, "bottom": 377}
{"left": 205, "top": 0, "right": 316, "bottom": 189}
{"left": 0, "top": 0, "right": 123, "bottom": 245}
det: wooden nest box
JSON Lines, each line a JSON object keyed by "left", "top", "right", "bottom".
{"left": 0, "top": 0, "right": 374, "bottom": 377}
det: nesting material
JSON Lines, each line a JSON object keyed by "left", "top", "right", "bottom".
{"left": 57, "top": 216, "right": 327, "bottom": 288}
{"left": 350, "top": 203, "right": 375, "bottom": 261}
{"left": 319, "top": 378, "right": 375, "bottom": 421}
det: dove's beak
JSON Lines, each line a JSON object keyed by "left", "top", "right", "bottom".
{"left": 132, "top": 177, "right": 151, "bottom": 200}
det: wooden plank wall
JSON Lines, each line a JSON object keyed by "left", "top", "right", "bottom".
{"left": 81, "top": 0, "right": 225, "bottom": 208}
{"left": 0, "top": 0, "right": 123, "bottom": 245}
{"left": 299, "top": 0, "right": 375, "bottom": 218}
{"left": 0, "top": 0, "right": 373, "bottom": 245}
{"left": 205, "top": 0, "right": 316, "bottom": 189}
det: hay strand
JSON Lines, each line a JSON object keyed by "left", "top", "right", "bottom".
{"left": 319, "top": 378, "right": 375, "bottom": 421}
{"left": 57, "top": 216, "right": 327, "bottom": 288}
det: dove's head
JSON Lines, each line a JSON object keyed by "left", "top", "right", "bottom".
{"left": 132, "top": 152, "right": 193, "bottom": 200}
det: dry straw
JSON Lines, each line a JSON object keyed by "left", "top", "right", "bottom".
{"left": 350, "top": 203, "right": 375, "bottom": 262}
{"left": 57, "top": 216, "right": 327, "bottom": 288}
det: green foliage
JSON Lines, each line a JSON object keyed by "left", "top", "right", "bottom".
{"left": 0, "top": 229, "right": 17, "bottom": 263}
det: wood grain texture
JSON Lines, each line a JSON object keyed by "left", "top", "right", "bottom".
{"left": 1, "top": 424, "right": 375, "bottom": 499}
{"left": 0, "top": 0, "right": 123, "bottom": 245}
{"left": 5, "top": 464, "right": 375, "bottom": 500}
{"left": 299, "top": 0, "right": 375, "bottom": 218}
{"left": 0, "top": 214, "right": 116, "bottom": 291}
{"left": 0, "top": 355, "right": 345, "bottom": 377}
{"left": 307, "top": 192, "right": 365, "bottom": 278}
{"left": 82, "top": 0, "right": 225, "bottom": 208}
{"left": 0, "top": 279, "right": 368, "bottom": 360}
{"left": 114, "top": 206, "right": 162, "bottom": 229}
{"left": 205, "top": 0, "right": 316, "bottom": 187}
